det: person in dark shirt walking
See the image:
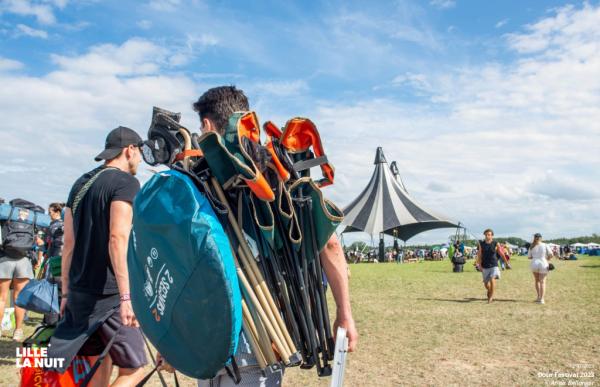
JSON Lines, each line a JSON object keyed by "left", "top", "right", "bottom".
{"left": 476, "top": 229, "right": 502, "bottom": 303}
{"left": 45, "top": 202, "right": 65, "bottom": 259}
{"left": 40, "top": 202, "right": 66, "bottom": 326}
{"left": 49, "top": 126, "right": 148, "bottom": 386}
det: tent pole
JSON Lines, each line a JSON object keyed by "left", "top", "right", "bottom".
{"left": 378, "top": 232, "right": 385, "bottom": 262}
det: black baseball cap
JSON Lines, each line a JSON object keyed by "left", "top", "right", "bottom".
{"left": 95, "top": 126, "right": 143, "bottom": 161}
{"left": 534, "top": 233, "right": 542, "bottom": 238}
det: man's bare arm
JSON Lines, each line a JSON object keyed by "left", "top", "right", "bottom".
{"left": 320, "top": 234, "right": 358, "bottom": 352}
{"left": 109, "top": 201, "right": 133, "bottom": 297}
{"left": 61, "top": 209, "right": 75, "bottom": 290}
{"left": 60, "top": 208, "right": 75, "bottom": 315}
{"left": 109, "top": 200, "right": 138, "bottom": 326}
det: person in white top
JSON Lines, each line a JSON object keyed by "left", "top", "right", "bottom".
{"left": 528, "top": 233, "right": 554, "bottom": 304}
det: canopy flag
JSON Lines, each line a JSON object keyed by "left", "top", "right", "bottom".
{"left": 342, "top": 147, "right": 459, "bottom": 242}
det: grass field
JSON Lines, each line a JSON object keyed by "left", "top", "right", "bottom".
{"left": 1, "top": 255, "right": 598, "bottom": 386}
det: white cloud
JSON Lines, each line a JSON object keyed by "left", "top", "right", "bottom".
{"left": 50, "top": 38, "right": 168, "bottom": 75}
{"left": 0, "top": 57, "right": 24, "bottom": 71}
{"left": 427, "top": 181, "right": 453, "bottom": 193}
{"left": 331, "top": 7, "right": 440, "bottom": 51}
{"left": 392, "top": 72, "right": 433, "bottom": 94}
{"left": 252, "top": 80, "right": 309, "bottom": 97}
{"left": 495, "top": 18, "right": 509, "bottom": 28}
{"left": 506, "top": 4, "right": 600, "bottom": 54}
{"left": 0, "top": 38, "right": 200, "bottom": 207}
{"left": 15, "top": 23, "right": 48, "bottom": 38}
{"left": 59, "top": 20, "right": 90, "bottom": 31}
{"left": 49, "top": 0, "right": 68, "bottom": 8}
{"left": 186, "top": 33, "right": 218, "bottom": 48}
{"left": 137, "top": 19, "right": 152, "bottom": 30}
{"left": 527, "top": 173, "right": 598, "bottom": 201}
{"left": 0, "top": 0, "right": 58, "bottom": 25}
{"left": 430, "top": 0, "right": 456, "bottom": 10}
{"left": 148, "top": 0, "right": 180, "bottom": 12}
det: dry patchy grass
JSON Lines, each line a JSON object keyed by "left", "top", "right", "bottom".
{"left": 1, "top": 255, "right": 598, "bottom": 386}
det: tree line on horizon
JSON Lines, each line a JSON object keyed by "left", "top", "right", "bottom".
{"left": 344, "top": 234, "right": 600, "bottom": 252}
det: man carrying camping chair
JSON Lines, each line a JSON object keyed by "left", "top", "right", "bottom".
{"left": 153, "top": 86, "right": 358, "bottom": 386}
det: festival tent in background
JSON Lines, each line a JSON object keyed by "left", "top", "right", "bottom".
{"left": 341, "top": 147, "right": 460, "bottom": 260}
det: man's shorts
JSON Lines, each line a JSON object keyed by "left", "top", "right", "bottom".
{"left": 0, "top": 256, "right": 34, "bottom": 279}
{"left": 79, "top": 306, "right": 148, "bottom": 369}
{"left": 481, "top": 266, "right": 501, "bottom": 283}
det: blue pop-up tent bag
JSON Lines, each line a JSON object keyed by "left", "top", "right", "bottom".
{"left": 128, "top": 169, "right": 242, "bottom": 379}
{"left": 15, "top": 279, "right": 59, "bottom": 314}
{"left": 0, "top": 203, "right": 51, "bottom": 228}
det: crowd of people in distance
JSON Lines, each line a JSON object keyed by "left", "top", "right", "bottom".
{"left": 344, "top": 228, "right": 558, "bottom": 305}
{"left": 0, "top": 201, "right": 65, "bottom": 342}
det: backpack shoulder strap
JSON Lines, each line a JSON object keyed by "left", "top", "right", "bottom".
{"left": 71, "top": 167, "right": 117, "bottom": 215}
{"left": 6, "top": 206, "right": 15, "bottom": 226}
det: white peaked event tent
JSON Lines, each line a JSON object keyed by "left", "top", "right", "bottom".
{"left": 342, "top": 147, "right": 459, "bottom": 244}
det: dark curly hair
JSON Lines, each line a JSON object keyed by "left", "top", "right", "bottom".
{"left": 192, "top": 86, "right": 249, "bottom": 135}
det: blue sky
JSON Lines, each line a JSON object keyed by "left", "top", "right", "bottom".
{"left": 1, "top": 0, "right": 599, "bottom": 244}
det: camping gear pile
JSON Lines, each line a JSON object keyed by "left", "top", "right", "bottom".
{"left": 1, "top": 199, "right": 62, "bottom": 322}
{"left": 1, "top": 199, "right": 50, "bottom": 260}
{"left": 128, "top": 108, "right": 344, "bottom": 381}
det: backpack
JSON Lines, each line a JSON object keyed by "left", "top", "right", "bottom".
{"left": 128, "top": 169, "right": 242, "bottom": 379}
{"left": 452, "top": 253, "right": 465, "bottom": 264}
{"left": 10, "top": 198, "right": 45, "bottom": 214}
{"left": 1, "top": 203, "right": 39, "bottom": 259}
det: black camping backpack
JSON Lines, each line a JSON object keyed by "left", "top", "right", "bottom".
{"left": 1, "top": 199, "right": 41, "bottom": 259}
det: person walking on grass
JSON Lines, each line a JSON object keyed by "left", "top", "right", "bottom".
{"left": 0, "top": 210, "right": 34, "bottom": 342}
{"left": 40, "top": 202, "right": 66, "bottom": 326}
{"left": 476, "top": 229, "right": 502, "bottom": 303}
{"left": 48, "top": 126, "right": 148, "bottom": 386}
{"left": 528, "top": 233, "right": 553, "bottom": 304}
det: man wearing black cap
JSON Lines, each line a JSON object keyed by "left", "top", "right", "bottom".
{"left": 48, "top": 126, "right": 148, "bottom": 386}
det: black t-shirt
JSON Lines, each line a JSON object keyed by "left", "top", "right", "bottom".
{"left": 46, "top": 219, "right": 64, "bottom": 258}
{"left": 66, "top": 166, "right": 140, "bottom": 295}
{"left": 479, "top": 240, "right": 498, "bottom": 269}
